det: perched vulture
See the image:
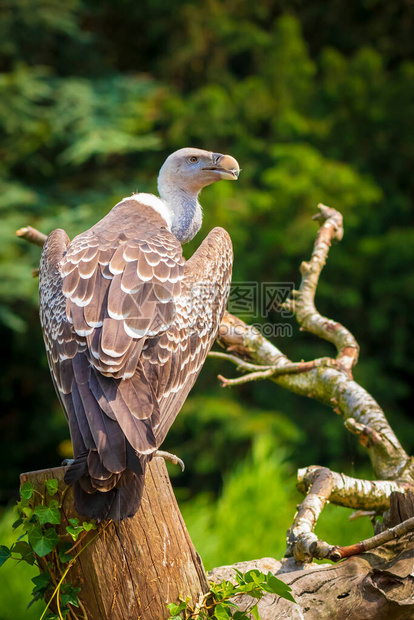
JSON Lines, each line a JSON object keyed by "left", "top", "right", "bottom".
{"left": 39, "top": 148, "right": 239, "bottom": 520}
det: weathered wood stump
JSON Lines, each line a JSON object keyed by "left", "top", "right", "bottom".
{"left": 209, "top": 492, "right": 414, "bottom": 619}
{"left": 210, "top": 537, "right": 414, "bottom": 620}
{"left": 21, "top": 457, "right": 208, "bottom": 620}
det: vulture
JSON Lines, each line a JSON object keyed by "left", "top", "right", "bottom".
{"left": 39, "top": 148, "right": 239, "bottom": 520}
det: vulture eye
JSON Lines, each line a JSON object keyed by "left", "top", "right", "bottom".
{"left": 188, "top": 156, "right": 198, "bottom": 163}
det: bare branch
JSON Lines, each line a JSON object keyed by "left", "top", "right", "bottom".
{"left": 297, "top": 465, "right": 409, "bottom": 512}
{"left": 218, "top": 367, "right": 276, "bottom": 387}
{"left": 290, "top": 204, "right": 360, "bottom": 375}
{"left": 286, "top": 467, "right": 334, "bottom": 562}
{"left": 287, "top": 466, "right": 411, "bottom": 562}
{"left": 216, "top": 357, "right": 340, "bottom": 388}
{"left": 345, "top": 417, "right": 389, "bottom": 452}
{"left": 208, "top": 351, "right": 275, "bottom": 373}
{"left": 16, "top": 226, "right": 47, "bottom": 247}
{"left": 218, "top": 310, "right": 410, "bottom": 481}
{"left": 330, "top": 516, "right": 414, "bottom": 561}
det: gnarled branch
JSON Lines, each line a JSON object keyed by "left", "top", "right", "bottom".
{"left": 215, "top": 204, "right": 414, "bottom": 564}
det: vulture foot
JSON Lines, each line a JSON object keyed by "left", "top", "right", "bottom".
{"left": 155, "top": 450, "right": 185, "bottom": 472}
{"left": 61, "top": 458, "right": 75, "bottom": 467}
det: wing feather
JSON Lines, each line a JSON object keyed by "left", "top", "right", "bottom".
{"left": 39, "top": 200, "right": 232, "bottom": 520}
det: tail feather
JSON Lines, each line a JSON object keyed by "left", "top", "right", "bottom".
{"left": 73, "top": 470, "right": 146, "bottom": 520}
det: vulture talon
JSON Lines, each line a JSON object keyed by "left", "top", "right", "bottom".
{"left": 61, "top": 458, "right": 75, "bottom": 467}
{"left": 155, "top": 450, "right": 185, "bottom": 472}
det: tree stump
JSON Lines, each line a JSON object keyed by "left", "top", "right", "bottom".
{"left": 20, "top": 457, "right": 208, "bottom": 620}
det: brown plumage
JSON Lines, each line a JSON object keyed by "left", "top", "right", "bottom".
{"left": 39, "top": 148, "right": 239, "bottom": 519}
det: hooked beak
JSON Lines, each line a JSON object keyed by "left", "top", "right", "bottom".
{"left": 202, "top": 153, "right": 240, "bottom": 180}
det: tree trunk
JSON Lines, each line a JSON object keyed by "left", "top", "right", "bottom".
{"left": 21, "top": 457, "right": 208, "bottom": 620}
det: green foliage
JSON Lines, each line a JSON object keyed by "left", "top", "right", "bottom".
{"left": 0, "top": 508, "right": 48, "bottom": 619}
{"left": 167, "top": 568, "right": 295, "bottom": 619}
{"left": 0, "top": 478, "right": 98, "bottom": 618}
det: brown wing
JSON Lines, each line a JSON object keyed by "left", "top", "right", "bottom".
{"left": 142, "top": 227, "right": 233, "bottom": 445}
{"left": 39, "top": 201, "right": 232, "bottom": 518}
{"left": 39, "top": 201, "right": 184, "bottom": 490}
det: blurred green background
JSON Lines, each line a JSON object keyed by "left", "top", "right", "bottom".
{"left": 1, "top": 1, "right": 413, "bottom": 617}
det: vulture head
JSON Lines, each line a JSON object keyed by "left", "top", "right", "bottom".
{"left": 157, "top": 148, "right": 240, "bottom": 244}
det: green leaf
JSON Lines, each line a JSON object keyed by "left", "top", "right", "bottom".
{"left": 45, "top": 479, "right": 59, "bottom": 496}
{"left": 20, "top": 482, "right": 34, "bottom": 500}
{"left": 249, "top": 603, "right": 260, "bottom": 620}
{"left": 27, "top": 591, "right": 43, "bottom": 610}
{"left": 12, "top": 517, "right": 23, "bottom": 529}
{"left": 11, "top": 541, "right": 35, "bottom": 565}
{"left": 31, "top": 571, "right": 51, "bottom": 594}
{"left": 23, "top": 506, "right": 33, "bottom": 518}
{"left": 68, "top": 518, "right": 79, "bottom": 527}
{"left": 0, "top": 545, "right": 11, "bottom": 567}
{"left": 244, "top": 570, "right": 264, "bottom": 584}
{"left": 66, "top": 525, "right": 83, "bottom": 541}
{"left": 82, "top": 520, "right": 97, "bottom": 532}
{"left": 60, "top": 592, "right": 80, "bottom": 608}
{"left": 263, "top": 573, "right": 296, "bottom": 603}
{"left": 214, "top": 603, "right": 231, "bottom": 619}
{"left": 166, "top": 601, "right": 186, "bottom": 615}
{"left": 34, "top": 502, "right": 61, "bottom": 525}
{"left": 28, "top": 526, "right": 59, "bottom": 557}
{"left": 58, "top": 541, "right": 72, "bottom": 563}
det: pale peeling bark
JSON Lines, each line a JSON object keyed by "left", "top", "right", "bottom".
{"left": 215, "top": 204, "right": 414, "bottom": 564}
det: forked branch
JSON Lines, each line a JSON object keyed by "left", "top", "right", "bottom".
{"left": 215, "top": 203, "right": 414, "bottom": 563}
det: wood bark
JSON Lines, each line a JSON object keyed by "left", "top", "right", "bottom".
{"left": 209, "top": 533, "right": 414, "bottom": 620}
{"left": 20, "top": 458, "right": 208, "bottom": 620}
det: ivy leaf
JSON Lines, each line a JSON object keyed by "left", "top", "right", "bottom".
{"left": 12, "top": 518, "right": 23, "bottom": 529}
{"left": 59, "top": 542, "right": 73, "bottom": 563}
{"left": 20, "top": 482, "right": 34, "bottom": 500}
{"left": 66, "top": 518, "right": 83, "bottom": 539}
{"left": 82, "top": 521, "right": 96, "bottom": 532}
{"left": 61, "top": 592, "right": 80, "bottom": 608}
{"left": 11, "top": 541, "right": 35, "bottom": 565}
{"left": 0, "top": 545, "right": 11, "bottom": 567}
{"left": 34, "top": 502, "right": 61, "bottom": 525}
{"left": 27, "top": 591, "right": 44, "bottom": 610}
{"left": 61, "top": 583, "right": 81, "bottom": 597}
{"left": 28, "top": 526, "right": 59, "bottom": 557}
{"left": 66, "top": 525, "right": 83, "bottom": 541}
{"left": 167, "top": 601, "right": 186, "bottom": 615}
{"left": 45, "top": 479, "right": 59, "bottom": 496}
{"left": 23, "top": 506, "right": 33, "bottom": 519}
{"left": 31, "top": 571, "right": 51, "bottom": 594}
